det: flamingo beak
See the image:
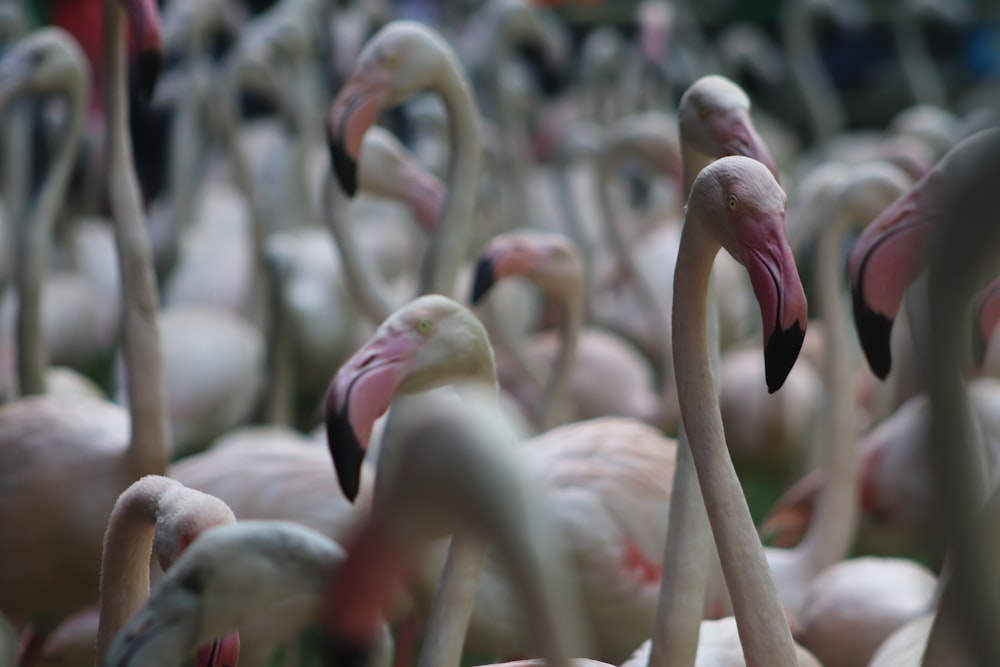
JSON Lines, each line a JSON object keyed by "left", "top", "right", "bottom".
{"left": 126, "top": 0, "right": 163, "bottom": 103}
{"left": 470, "top": 245, "right": 537, "bottom": 305}
{"left": 196, "top": 631, "right": 240, "bottom": 667}
{"left": 847, "top": 188, "right": 927, "bottom": 379}
{"left": 739, "top": 217, "right": 808, "bottom": 393}
{"left": 470, "top": 256, "right": 497, "bottom": 305}
{"left": 328, "top": 76, "right": 391, "bottom": 197}
{"left": 324, "top": 336, "right": 416, "bottom": 501}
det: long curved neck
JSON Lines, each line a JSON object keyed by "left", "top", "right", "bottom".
{"left": 323, "top": 177, "right": 396, "bottom": 325}
{"left": 781, "top": 2, "right": 844, "bottom": 147}
{"left": 103, "top": 0, "right": 169, "bottom": 476}
{"left": 419, "top": 70, "right": 480, "bottom": 297}
{"left": 672, "top": 219, "right": 798, "bottom": 665}
{"left": 16, "top": 84, "right": 86, "bottom": 396}
{"left": 95, "top": 476, "right": 179, "bottom": 661}
{"left": 541, "top": 287, "right": 582, "bottom": 430}
{"left": 796, "top": 200, "right": 859, "bottom": 569}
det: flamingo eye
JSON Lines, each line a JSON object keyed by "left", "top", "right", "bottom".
{"left": 382, "top": 49, "right": 401, "bottom": 67}
{"left": 728, "top": 194, "right": 738, "bottom": 210}
{"left": 415, "top": 319, "right": 432, "bottom": 335}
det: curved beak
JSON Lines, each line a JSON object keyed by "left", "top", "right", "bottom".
{"left": 324, "top": 335, "right": 416, "bottom": 501}
{"left": 127, "top": 0, "right": 163, "bottom": 103}
{"left": 196, "top": 631, "right": 240, "bottom": 667}
{"left": 739, "top": 217, "right": 808, "bottom": 393}
{"left": 470, "top": 255, "right": 497, "bottom": 305}
{"left": 846, "top": 186, "right": 927, "bottom": 379}
{"left": 328, "top": 75, "right": 391, "bottom": 197}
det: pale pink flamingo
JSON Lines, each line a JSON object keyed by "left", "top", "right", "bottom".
{"left": 324, "top": 294, "right": 678, "bottom": 662}
{"left": 0, "top": 2, "right": 168, "bottom": 664}
{"left": 95, "top": 475, "right": 240, "bottom": 666}
{"left": 0, "top": 28, "right": 104, "bottom": 398}
{"left": 465, "top": 226, "right": 659, "bottom": 435}
{"left": 663, "top": 155, "right": 808, "bottom": 663}
{"left": 322, "top": 387, "right": 588, "bottom": 667}
{"left": 101, "top": 521, "right": 369, "bottom": 667}
{"left": 326, "top": 23, "right": 487, "bottom": 667}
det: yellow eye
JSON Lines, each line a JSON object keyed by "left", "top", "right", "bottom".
{"left": 382, "top": 49, "right": 401, "bottom": 67}
{"left": 415, "top": 319, "right": 432, "bottom": 335}
{"left": 728, "top": 194, "right": 738, "bottom": 210}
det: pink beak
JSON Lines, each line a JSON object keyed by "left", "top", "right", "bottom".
{"left": 196, "top": 631, "right": 240, "bottom": 667}
{"left": 324, "top": 332, "right": 417, "bottom": 501}
{"left": 738, "top": 214, "right": 808, "bottom": 393}
{"left": 846, "top": 185, "right": 928, "bottom": 379}
{"left": 328, "top": 76, "right": 390, "bottom": 197}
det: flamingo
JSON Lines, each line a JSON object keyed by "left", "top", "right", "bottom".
{"left": 0, "top": 3, "right": 168, "bottom": 665}
{"left": 324, "top": 294, "right": 678, "bottom": 662}
{"left": 668, "top": 155, "right": 807, "bottom": 663}
{"left": 0, "top": 28, "right": 105, "bottom": 398}
{"left": 322, "top": 386, "right": 588, "bottom": 667}
{"left": 95, "top": 475, "right": 240, "bottom": 666}
{"left": 100, "top": 521, "right": 372, "bottom": 667}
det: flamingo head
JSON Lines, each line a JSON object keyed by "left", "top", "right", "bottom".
{"left": 689, "top": 156, "right": 807, "bottom": 392}
{"left": 123, "top": 0, "right": 163, "bottom": 103}
{"left": 328, "top": 21, "right": 462, "bottom": 196}
{"left": 0, "top": 28, "right": 88, "bottom": 110}
{"left": 324, "top": 296, "right": 496, "bottom": 501}
{"left": 678, "top": 75, "right": 778, "bottom": 183}
{"left": 470, "top": 231, "right": 582, "bottom": 305}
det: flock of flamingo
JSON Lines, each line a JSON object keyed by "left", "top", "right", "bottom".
{"left": 0, "top": 0, "right": 998, "bottom": 666}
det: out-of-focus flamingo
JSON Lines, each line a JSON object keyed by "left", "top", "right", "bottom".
{"left": 94, "top": 475, "right": 240, "bottom": 666}
{"left": 101, "top": 521, "right": 381, "bottom": 667}
{"left": 325, "top": 295, "right": 677, "bottom": 662}
{"left": 322, "top": 386, "right": 588, "bottom": 667}
{"left": 0, "top": 2, "right": 168, "bottom": 664}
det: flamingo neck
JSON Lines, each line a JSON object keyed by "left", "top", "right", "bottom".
{"left": 541, "top": 288, "right": 583, "bottom": 430}
{"left": 324, "top": 176, "right": 397, "bottom": 326}
{"left": 95, "top": 476, "right": 179, "bottom": 661}
{"left": 418, "top": 67, "right": 480, "bottom": 297}
{"left": 102, "top": 0, "right": 169, "bottom": 476}
{"left": 16, "top": 79, "right": 88, "bottom": 397}
{"left": 795, "top": 206, "right": 860, "bottom": 571}
{"left": 672, "top": 219, "right": 798, "bottom": 665}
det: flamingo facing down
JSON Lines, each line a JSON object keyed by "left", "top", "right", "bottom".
{"left": 95, "top": 475, "right": 240, "bottom": 666}
{"left": 101, "top": 521, "right": 358, "bottom": 667}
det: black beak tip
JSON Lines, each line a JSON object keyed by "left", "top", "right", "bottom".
{"left": 764, "top": 320, "right": 806, "bottom": 394}
{"left": 136, "top": 50, "right": 161, "bottom": 104}
{"left": 852, "top": 288, "right": 894, "bottom": 380}
{"left": 328, "top": 137, "right": 358, "bottom": 197}
{"left": 320, "top": 634, "right": 371, "bottom": 667}
{"left": 325, "top": 408, "right": 364, "bottom": 503}
{"left": 470, "top": 257, "right": 496, "bottom": 305}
